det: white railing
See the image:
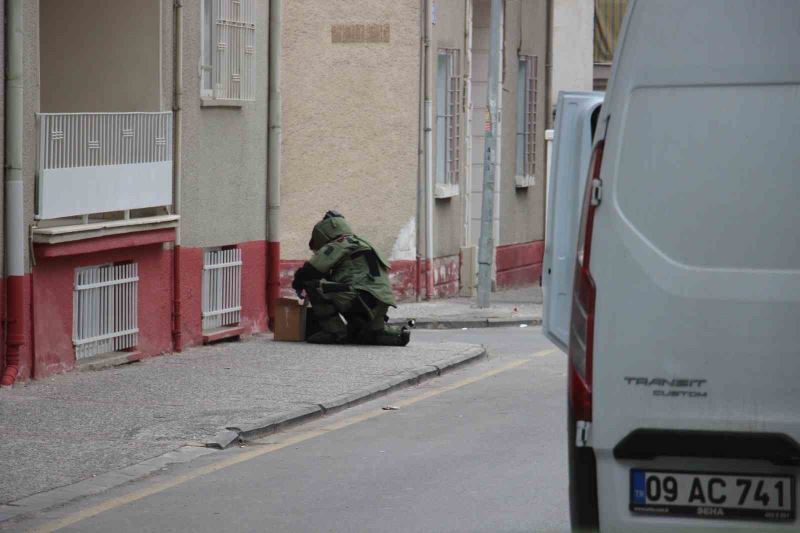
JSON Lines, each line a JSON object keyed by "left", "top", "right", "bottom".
{"left": 73, "top": 263, "right": 139, "bottom": 360}
{"left": 202, "top": 248, "right": 242, "bottom": 331}
{"left": 36, "top": 112, "right": 173, "bottom": 220}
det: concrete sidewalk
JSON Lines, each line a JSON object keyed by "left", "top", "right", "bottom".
{"left": 389, "top": 286, "right": 543, "bottom": 329}
{"left": 0, "top": 334, "right": 485, "bottom": 517}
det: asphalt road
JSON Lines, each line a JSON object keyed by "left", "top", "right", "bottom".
{"left": 21, "top": 327, "right": 569, "bottom": 533}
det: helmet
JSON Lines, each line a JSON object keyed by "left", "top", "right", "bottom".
{"left": 309, "top": 211, "right": 353, "bottom": 251}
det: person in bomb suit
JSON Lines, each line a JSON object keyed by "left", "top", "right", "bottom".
{"left": 292, "top": 211, "right": 411, "bottom": 346}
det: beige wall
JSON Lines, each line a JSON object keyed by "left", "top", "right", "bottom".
{"left": 161, "top": 0, "right": 174, "bottom": 117}
{"left": 551, "top": 0, "right": 594, "bottom": 106}
{"left": 0, "top": 3, "right": 4, "bottom": 271}
{"left": 40, "top": 0, "right": 162, "bottom": 113}
{"left": 178, "top": 0, "right": 269, "bottom": 249}
{"left": 280, "top": 0, "right": 421, "bottom": 260}
{"left": 22, "top": 0, "right": 40, "bottom": 272}
{"left": 498, "top": 0, "right": 548, "bottom": 246}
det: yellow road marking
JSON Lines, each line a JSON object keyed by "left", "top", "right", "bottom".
{"left": 32, "top": 357, "right": 532, "bottom": 533}
{"left": 533, "top": 348, "right": 557, "bottom": 357}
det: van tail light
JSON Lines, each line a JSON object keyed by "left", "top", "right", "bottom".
{"left": 568, "top": 140, "right": 604, "bottom": 422}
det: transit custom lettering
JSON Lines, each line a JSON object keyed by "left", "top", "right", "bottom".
{"left": 624, "top": 377, "right": 708, "bottom": 398}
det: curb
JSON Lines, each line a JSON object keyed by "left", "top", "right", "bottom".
{"left": 0, "top": 345, "right": 487, "bottom": 526}
{"left": 212, "top": 344, "right": 488, "bottom": 444}
{"left": 388, "top": 316, "right": 540, "bottom": 330}
{"left": 0, "top": 445, "right": 216, "bottom": 525}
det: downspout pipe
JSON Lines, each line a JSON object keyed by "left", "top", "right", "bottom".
{"left": 2, "top": 0, "right": 26, "bottom": 387}
{"left": 266, "top": 0, "right": 283, "bottom": 328}
{"left": 545, "top": 0, "right": 553, "bottom": 129}
{"left": 423, "top": 0, "right": 434, "bottom": 300}
{"left": 463, "top": 0, "right": 473, "bottom": 247}
{"left": 542, "top": 0, "right": 554, "bottom": 253}
{"left": 172, "top": 0, "right": 184, "bottom": 351}
{"left": 415, "top": 0, "right": 425, "bottom": 302}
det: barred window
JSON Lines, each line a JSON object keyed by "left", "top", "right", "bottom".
{"left": 202, "top": 247, "right": 242, "bottom": 331}
{"left": 436, "top": 49, "right": 461, "bottom": 186}
{"left": 201, "top": 0, "right": 257, "bottom": 102}
{"left": 516, "top": 55, "right": 539, "bottom": 182}
{"left": 73, "top": 263, "right": 139, "bottom": 361}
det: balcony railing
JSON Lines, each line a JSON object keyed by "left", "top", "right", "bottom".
{"left": 36, "top": 112, "right": 173, "bottom": 220}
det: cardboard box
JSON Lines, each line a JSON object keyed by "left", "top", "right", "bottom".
{"left": 273, "top": 297, "right": 308, "bottom": 341}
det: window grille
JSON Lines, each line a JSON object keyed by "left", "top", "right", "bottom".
{"left": 201, "top": 0, "right": 257, "bottom": 101}
{"left": 73, "top": 263, "right": 139, "bottom": 360}
{"left": 436, "top": 49, "right": 462, "bottom": 185}
{"left": 516, "top": 55, "right": 539, "bottom": 180}
{"left": 202, "top": 248, "right": 242, "bottom": 331}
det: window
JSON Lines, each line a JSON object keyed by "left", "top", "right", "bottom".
{"left": 73, "top": 263, "right": 139, "bottom": 360}
{"left": 201, "top": 0, "right": 257, "bottom": 102}
{"left": 516, "top": 55, "right": 539, "bottom": 187}
{"left": 436, "top": 49, "right": 461, "bottom": 193}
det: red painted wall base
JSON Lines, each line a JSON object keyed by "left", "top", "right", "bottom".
{"left": 2, "top": 236, "right": 542, "bottom": 381}
{"left": 177, "top": 240, "right": 268, "bottom": 349}
{"left": 32, "top": 243, "right": 173, "bottom": 379}
{"left": 495, "top": 240, "right": 544, "bottom": 289}
{"left": 0, "top": 275, "right": 30, "bottom": 384}
{"left": 8, "top": 235, "right": 270, "bottom": 381}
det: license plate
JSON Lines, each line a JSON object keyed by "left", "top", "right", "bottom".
{"left": 630, "top": 469, "right": 796, "bottom": 521}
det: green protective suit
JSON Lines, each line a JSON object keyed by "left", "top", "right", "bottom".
{"left": 295, "top": 216, "right": 409, "bottom": 346}
{"left": 308, "top": 218, "right": 396, "bottom": 308}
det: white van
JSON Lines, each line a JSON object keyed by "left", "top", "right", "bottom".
{"left": 543, "top": 1, "right": 800, "bottom": 531}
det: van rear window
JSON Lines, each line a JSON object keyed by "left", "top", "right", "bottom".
{"left": 614, "top": 84, "right": 800, "bottom": 271}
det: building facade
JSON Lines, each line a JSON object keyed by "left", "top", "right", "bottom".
{"left": 551, "top": 0, "right": 594, "bottom": 108}
{"left": 1, "top": 0, "right": 570, "bottom": 384}
{"left": 2, "top": 0, "right": 271, "bottom": 383}
{"left": 279, "top": 0, "right": 552, "bottom": 301}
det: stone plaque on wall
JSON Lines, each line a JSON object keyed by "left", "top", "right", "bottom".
{"left": 331, "top": 24, "right": 390, "bottom": 44}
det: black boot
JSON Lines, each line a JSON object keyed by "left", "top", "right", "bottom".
{"left": 371, "top": 325, "right": 411, "bottom": 347}
{"left": 306, "top": 331, "right": 348, "bottom": 344}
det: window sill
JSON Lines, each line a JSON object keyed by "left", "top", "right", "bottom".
{"left": 435, "top": 183, "right": 460, "bottom": 199}
{"left": 515, "top": 175, "right": 536, "bottom": 188}
{"left": 203, "top": 325, "right": 246, "bottom": 344}
{"left": 76, "top": 351, "right": 143, "bottom": 372}
{"left": 33, "top": 214, "right": 180, "bottom": 245}
{"left": 200, "top": 98, "right": 245, "bottom": 108}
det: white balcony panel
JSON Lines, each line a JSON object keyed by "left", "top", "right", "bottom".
{"left": 38, "top": 162, "right": 172, "bottom": 220}
{"left": 36, "top": 112, "right": 173, "bottom": 220}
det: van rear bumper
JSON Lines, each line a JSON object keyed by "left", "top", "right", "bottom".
{"left": 614, "top": 430, "right": 800, "bottom": 466}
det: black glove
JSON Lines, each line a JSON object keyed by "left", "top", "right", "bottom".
{"left": 292, "top": 262, "right": 323, "bottom": 297}
{"left": 291, "top": 279, "right": 303, "bottom": 298}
